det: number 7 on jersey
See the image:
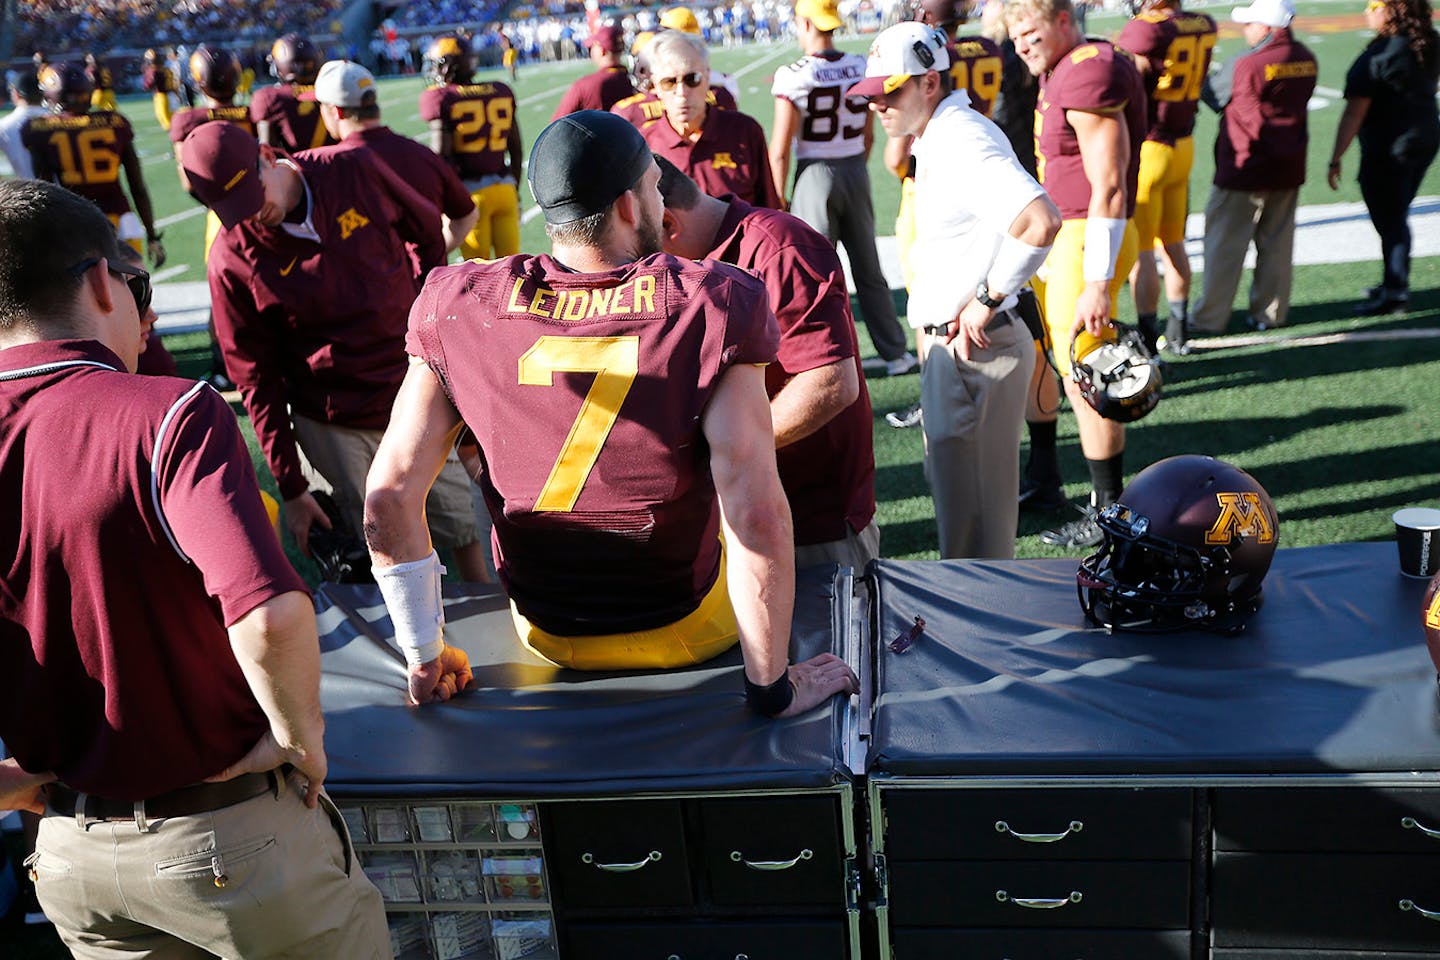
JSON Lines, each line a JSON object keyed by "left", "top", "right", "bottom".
{"left": 518, "top": 336, "right": 640, "bottom": 512}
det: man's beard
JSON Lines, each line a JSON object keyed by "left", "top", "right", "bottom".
{"left": 635, "top": 207, "right": 664, "bottom": 257}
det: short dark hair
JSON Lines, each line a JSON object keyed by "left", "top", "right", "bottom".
{"left": 544, "top": 209, "right": 611, "bottom": 247}
{"left": 654, "top": 155, "right": 703, "bottom": 211}
{"left": 0, "top": 180, "right": 122, "bottom": 331}
{"left": 11, "top": 70, "right": 41, "bottom": 104}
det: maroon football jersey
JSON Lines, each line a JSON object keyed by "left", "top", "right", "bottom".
{"left": 419, "top": 82, "right": 518, "bottom": 180}
{"left": 1116, "top": 8, "right": 1218, "bottom": 144}
{"left": 553, "top": 66, "right": 637, "bottom": 119}
{"left": 407, "top": 253, "right": 779, "bottom": 636}
{"left": 249, "top": 83, "right": 337, "bottom": 153}
{"left": 948, "top": 35, "right": 1004, "bottom": 119}
{"left": 1036, "top": 40, "right": 1146, "bottom": 220}
{"left": 143, "top": 63, "right": 176, "bottom": 94}
{"left": 22, "top": 111, "right": 135, "bottom": 217}
{"left": 609, "top": 86, "right": 738, "bottom": 129}
{"left": 642, "top": 107, "right": 783, "bottom": 209}
{"left": 169, "top": 104, "right": 256, "bottom": 144}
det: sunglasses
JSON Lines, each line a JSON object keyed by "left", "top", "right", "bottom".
{"left": 655, "top": 72, "right": 705, "bottom": 92}
{"left": 69, "top": 256, "right": 152, "bottom": 316}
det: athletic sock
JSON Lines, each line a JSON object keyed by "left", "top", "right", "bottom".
{"left": 1136, "top": 313, "right": 1160, "bottom": 354}
{"left": 1165, "top": 299, "right": 1188, "bottom": 346}
{"left": 1026, "top": 419, "right": 1060, "bottom": 486}
{"left": 1086, "top": 454, "right": 1124, "bottom": 510}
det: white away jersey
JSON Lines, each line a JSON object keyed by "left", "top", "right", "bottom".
{"left": 771, "top": 51, "right": 869, "bottom": 161}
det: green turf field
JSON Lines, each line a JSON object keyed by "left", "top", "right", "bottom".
{"left": 3, "top": 5, "right": 1440, "bottom": 954}
{"left": 111, "top": 1, "right": 1440, "bottom": 571}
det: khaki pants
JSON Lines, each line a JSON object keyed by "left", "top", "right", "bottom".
{"left": 921, "top": 315, "right": 1031, "bottom": 560}
{"left": 33, "top": 788, "right": 389, "bottom": 959}
{"left": 293, "top": 414, "right": 479, "bottom": 550}
{"left": 1192, "top": 185, "right": 1299, "bottom": 332}
{"left": 795, "top": 519, "right": 881, "bottom": 574}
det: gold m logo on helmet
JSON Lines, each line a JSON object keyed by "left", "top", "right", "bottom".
{"left": 1205, "top": 492, "right": 1276, "bottom": 545}
{"left": 336, "top": 208, "right": 370, "bottom": 240}
{"left": 1428, "top": 590, "right": 1440, "bottom": 630}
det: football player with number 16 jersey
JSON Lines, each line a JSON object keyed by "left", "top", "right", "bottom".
{"left": 422, "top": 35, "right": 524, "bottom": 261}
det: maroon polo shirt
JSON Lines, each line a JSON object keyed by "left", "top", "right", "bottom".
{"left": 0, "top": 339, "right": 304, "bottom": 801}
{"left": 706, "top": 197, "right": 876, "bottom": 545}
{"left": 419, "top": 81, "right": 518, "bottom": 181}
{"left": 207, "top": 147, "right": 445, "bottom": 500}
{"left": 1036, "top": 40, "right": 1146, "bottom": 219}
{"left": 250, "top": 82, "right": 338, "bottom": 153}
{"left": 21, "top": 111, "right": 135, "bottom": 217}
{"left": 169, "top": 104, "right": 256, "bottom": 144}
{"left": 553, "top": 65, "right": 637, "bottom": 119}
{"left": 1116, "top": 8, "right": 1218, "bottom": 144}
{"left": 1213, "top": 29, "right": 1316, "bottom": 191}
{"left": 407, "top": 253, "right": 779, "bottom": 636}
{"left": 610, "top": 85, "right": 739, "bottom": 128}
{"left": 642, "top": 107, "right": 783, "bottom": 209}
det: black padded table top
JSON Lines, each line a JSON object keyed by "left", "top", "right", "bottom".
{"left": 317, "top": 565, "right": 853, "bottom": 797}
{"left": 869, "top": 543, "right": 1440, "bottom": 776}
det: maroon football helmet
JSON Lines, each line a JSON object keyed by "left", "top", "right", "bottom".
{"left": 40, "top": 63, "right": 94, "bottom": 115}
{"left": 269, "top": 33, "right": 320, "bottom": 84}
{"left": 1078, "top": 455, "right": 1280, "bottom": 632}
{"left": 190, "top": 45, "right": 242, "bottom": 102}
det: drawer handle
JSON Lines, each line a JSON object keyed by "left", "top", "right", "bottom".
{"left": 729, "top": 848, "right": 813, "bottom": 871}
{"left": 994, "top": 820, "right": 1083, "bottom": 843}
{"left": 996, "top": 889, "right": 1083, "bottom": 909}
{"left": 1402, "top": 817, "right": 1440, "bottom": 840}
{"left": 1400, "top": 899, "right": 1440, "bottom": 921}
{"left": 580, "top": 851, "right": 662, "bottom": 872}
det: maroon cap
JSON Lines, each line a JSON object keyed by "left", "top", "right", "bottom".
{"left": 181, "top": 122, "right": 264, "bottom": 228}
{"left": 589, "top": 23, "right": 624, "bottom": 53}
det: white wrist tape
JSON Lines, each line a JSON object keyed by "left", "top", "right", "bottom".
{"left": 372, "top": 550, "right": 447, "bottom": 667}
{"left": 1082, "top": 217, "right": 1127, "bottom": 283}
{"left": 988, "top": 233, "right": 1053, "bottom": 300}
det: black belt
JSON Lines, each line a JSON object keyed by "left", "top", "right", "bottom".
{"left": 922, "top": 309, "right": 1018, "bottom": 337}
{"left": 45, "top": 769, "right": 283, "bottom": 822}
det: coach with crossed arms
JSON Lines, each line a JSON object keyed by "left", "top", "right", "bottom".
{"left": 857, "top": 22, "right": 1059, "bottom": 559}
{"left": 0, "top": 179, "right": 388, "bottom": 957}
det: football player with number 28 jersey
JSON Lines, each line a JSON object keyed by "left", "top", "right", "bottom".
{"left": 1117, "top": 0, "right": 1217, "bottom": 355}
{"left": 422, "top": 35, "right": 524, "bottom": 260}
{"left": 771, "top": 0, "right": 911, "bottom": 373}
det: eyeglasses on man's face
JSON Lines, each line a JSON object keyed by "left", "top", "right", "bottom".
{"left": 655, "top": 72, "right": 705, "bottom": 92}
{"left": 68, "top": 256, "right": 152, "bottom": 317}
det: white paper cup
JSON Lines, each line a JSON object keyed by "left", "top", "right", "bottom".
{"left": 1395, "top": 508, "right": 1440, "bottom": 579}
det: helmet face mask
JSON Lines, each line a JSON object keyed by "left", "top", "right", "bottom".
{"left": 1078, "top": 456, "right": 1279, "bottom": 633}
{"left": 1071, "top": 324, "right": 1163, "bottom": 423}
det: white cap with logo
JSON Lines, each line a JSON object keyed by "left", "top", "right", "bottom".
{"left": 312, "top": 59, "right": 378, "bottom": 109}
{"left": 1231, "top": 0, "right": 1294, "bottom": 28}
{"left": 849, "top": 21, "right": 951, "bottom": 99}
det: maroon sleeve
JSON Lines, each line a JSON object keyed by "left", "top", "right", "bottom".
{"left": 115, "top": 115, "right": 135, "bottom": 163}
{"left": 714, "top": 86, "right": 739, "bottom": 111}
{"left": 720, "top": 267, "right": 781, "bottom": 368}
{"left": 1116, "top": 17, "right": 1167, "bottom": 72}
{"left": 552, "top": 82, "right": 584, "bottom": 120}
{"left": 405, "top": 268, "right": 454, "bottom": 389}
{"left": 435, "top": 158, "right": 476, "bottom": 220}
{"left": 154, "top": 384, "right": 307, "bottom": 625}
{"left": 768, "top": 237, "right": 854, "bottom": 377}
{"left": 249, "top": 86, "right": 279, "bottom": 125}
{"left": 747, "top": 118, "right": 783, "bottom": 209}
{"left": 208, "top": 255, "right": 309, "bottom": 500}
{"left": 1054, "top": 46, "right": 1134, "bottom": 112}
{"left": 169, "top": 109, "right": 197, "bottom": 144}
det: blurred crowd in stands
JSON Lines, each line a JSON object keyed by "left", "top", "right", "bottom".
{"left": 12, "top": 0, "right": 345, "bottom": 57}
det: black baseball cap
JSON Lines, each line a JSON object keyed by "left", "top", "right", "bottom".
{"left": 528, "top": 111, "right": 654, "bottom": 226}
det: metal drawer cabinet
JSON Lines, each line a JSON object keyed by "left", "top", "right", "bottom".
{"left": 873, "top": 785, "right": 1197, "bottom": 958}
{"left": 544, "top": 799, "right": 694, "bottom": 909}
{"left": 1212, "top": 787, "right": 1440, "bottom": 953}
{"left": 697, "top": 796, "right": 847, "bottom": 908}
{"left": 890, "top": 928, "right": 1194, "bottom": 959}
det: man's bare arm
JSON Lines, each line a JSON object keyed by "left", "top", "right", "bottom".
{"left": 770, "top": 359, "right": 859, "bottom": 449}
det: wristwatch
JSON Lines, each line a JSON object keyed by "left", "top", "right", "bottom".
{"left": 975, "top": 280, "right": 1005, "bottom": 309}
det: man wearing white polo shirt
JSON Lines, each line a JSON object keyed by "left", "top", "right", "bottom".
{"left": 855, "top": 22, "right": 1059, "bottom": 558}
